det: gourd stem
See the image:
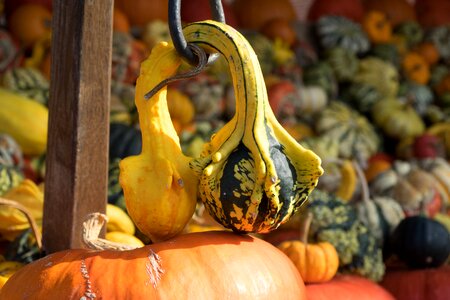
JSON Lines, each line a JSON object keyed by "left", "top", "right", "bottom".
{"left": 299, "top": 212, "right": 313, "bottom": 244}
{"left": 353, "top": 161, "right": 370, "bottom": 203}
{"left": 0, "top": 197, "right": 42, "bottom": 250}
{"left": 82, "top": 213, "right": 140, "bottom": 251}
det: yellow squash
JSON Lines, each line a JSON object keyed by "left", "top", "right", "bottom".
{"left": 119, "top": 42, "right": 198, "bottom": 242}
{"left": 0, "top": 88, "right": 48, "bottom": 156}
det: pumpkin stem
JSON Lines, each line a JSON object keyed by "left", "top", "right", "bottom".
{"left": 82, "top": 212, "right": 140, "bottom": 251}
{"left": 0, "top": 197, "right": 42, "bottom": 250}
{"left": 299, "top": 212, "right": 313, "bottom": 244}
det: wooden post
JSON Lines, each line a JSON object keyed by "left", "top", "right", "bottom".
{"left": 42, "top": 0, "right": 113, "bottom": 253}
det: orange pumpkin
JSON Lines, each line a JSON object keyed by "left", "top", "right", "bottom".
{"left": 113, "top": 7, "right": 130, "bottom": 33}
{"left": 362, "top": 11, "right": 392, "bottom": 44}
{"left": 414, "top": 42, "right": 440, "bottom": 65}
{"left": 7, "top": 4, "right": 52, "bottom": 48}
{"left": 232, "top": 0, "right": 296, "bottom": 30}
{"left": 306, "top": 274, "right": 396, "bottom": 300}
{"left": 260, "top": 18, "right": 297, "bottom": 47}
{"left": 402, "top": 52, "right": 430, "bottom": 85}
{"left": 277, "top": 214, "right": 339, "bottom": 283}
{"left": 363, "top": 0, "right": 416, "bottom": 27}
{"left": 0, "top": 231, "right": 306, "bottom": 299}
{"left": 115, "top": 0, "right": 168, "bottom": 27}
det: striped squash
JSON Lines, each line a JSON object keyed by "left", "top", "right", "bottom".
{"left": 2, "top": 67, "right": 49, "bottom": 105}
{"left": 315, "top": 101, "right": 380, "bottom": 161}
{"left": 184, "top": 21, "right": 323, "bottom": 233}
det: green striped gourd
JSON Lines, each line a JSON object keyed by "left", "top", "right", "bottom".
{"left": 185, "top": 21, "right": 323, "bottom": 233}
{"left": 2, "top": 67, "right": 49, "bottom": 105}
{"left": 316, "top": 15, "right": 370, "bottom": 54}
{"left": 315, "top": 101, "right": 380, "bottom": 161}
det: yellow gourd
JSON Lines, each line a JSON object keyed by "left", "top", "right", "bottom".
{"left": 0, "top": 180, "right": 43, "bottom": 241}
{"left": 119, "top": 42, "right": 198, "bottom": 242}
{"left": 105, "top": 204, "right": 135, "bottom": 236}
{"left": 0, "top": 88, "right": 48, "bottom": 156}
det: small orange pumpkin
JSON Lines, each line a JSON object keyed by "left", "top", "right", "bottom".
{"left": 435, "top": 74, "right": 450, "bottom": 96}
{"left": 414, "top": 42, "right": 440, "bottom": 66}
{"left": 362, "top": 11, "right": 392, "bottom": 44}
{"left": 402, "top": 52, "right": 430, "bottom": 85}
{"left": 7, "top": 4, "right": 52, "bottom": 48}
{"left": 277, "top": 213, "right": 340, "bottom": 283}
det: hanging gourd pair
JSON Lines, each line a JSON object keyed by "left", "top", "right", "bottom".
{"left": 119, "top": 20, "right": 323, "bottom": 241}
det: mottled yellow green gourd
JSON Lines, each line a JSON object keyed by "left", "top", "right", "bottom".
{"left": 119, "top": 42, "right": 198, "bottom": 242}
{"left": 185, "top": 21, "right": 323, "bottom": 233}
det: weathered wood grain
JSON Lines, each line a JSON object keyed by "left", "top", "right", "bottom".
{"left": 42, "top": 0, "right": 113, "bottom": 253}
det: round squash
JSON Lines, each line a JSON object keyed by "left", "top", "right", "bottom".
{"left": 402, "top": 52, "right": 431, "bottom": 85}
{"left": 389, "top": 215, "right": 450, "bottom": 269}
{"left": 353, "top": 57, "right": 399, "bottom": 97}
{"left": 0, "top": 231, "right": 307, "bottom": 299}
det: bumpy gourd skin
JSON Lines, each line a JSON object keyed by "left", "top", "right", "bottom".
{"left": 119, "top": 43, "right": 198, "bottom": 242}
{"left": 185, "top": 21, "right": 323, "bottom": 233}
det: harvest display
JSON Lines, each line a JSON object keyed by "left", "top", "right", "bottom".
{"left": 0, "top": 0, "right": 450, "bottom": 299}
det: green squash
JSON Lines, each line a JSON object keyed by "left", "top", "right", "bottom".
{"left": 0, "top": 164, "right": 23, "bottom": 196}
{"left": 2, "top": 67, "right": 49, "bottom": 106}
{"left": 426, "top": 25, "right": 450, "bottom": 61}
{"left": 307, "top": 189, "right": 385, "bottom": 281}
{"left": 0, "top": 134, "right": 23, "bottom": 169}
{"left": 315, "top": 102, "right": 380, "bottom": 161}
{"left": 398, "top": 81, "right": 434, "bottom": 115}
{"left": 242, "top": 31, "right": 275, "bottom": 75}
{"left": 394, "top": 21, "right": 424, "bottom": 47}
{"left": 340, "top": 82, "right": 382, "bottom": 113}
{"left": 4, "top": 228, "right": 43, "bottom": 264}
{"left": 353, "top": 57, "right": 399, "bottom": 97}
{"left": 324, "top": 47, "right": 359, "bottom": 82}
{"left": 316, "top": 15, "right": 370, "bottom": 54}
{"left": 372, "top": 98, "right": 425, "bottom": 139}
{"left": 303, "top": 62, "right": 338, "bottom": 98}
{"left": 369, "top": 43, "right": 401, "bottom": 67}
{"left": 109, "top": 122, "right": 142, "bottom": 160}
{"left": 107, "top": 158, "right": 126, "bottom": 211}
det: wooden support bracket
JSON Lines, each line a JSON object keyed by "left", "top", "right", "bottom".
{"left": 42, "top": 0, "right": 113, "bottom": 253}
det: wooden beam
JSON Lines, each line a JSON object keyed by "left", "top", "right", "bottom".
{"left": 42, "top": 0, "right": 113, "bottom": 253}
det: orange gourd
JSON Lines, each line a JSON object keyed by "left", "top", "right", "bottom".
{"left": 362, "top": 11, "right": 392, "bottom": 44}
{"left": 113, "top": 7, "right": 130, "bottom": 33}
{"left": 115, "top": 0, "right": 168, "bottom": 27}
{"left": 7, "top": 4, "right": 52, "bottom": 48}
{"left": 363, "top": 0, "right": 416, "bottom": 27}
{"left": 232, "top": 0, "right": 296, "bottom": 30}
{"left": 0, "top": 231, "right": 307, "bottom": 299}
{"left": 414, "top": 42, "right": 440, "bottom": 65}
{"left": 402, "top": 52, "right": 430, "bottom": 85}
{"left": 277, "top": 213, "right": 339, "bottom": 283}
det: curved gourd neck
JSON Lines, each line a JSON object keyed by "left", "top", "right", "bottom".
{"left": 183, "top": 21, "right": 267, "bottom": 132}
{"left": 135, "top": 42, "right": 182, "bottom": 154}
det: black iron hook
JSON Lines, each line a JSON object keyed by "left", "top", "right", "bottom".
{"left": 169, "top": 0, "right": 226, "bottom": 66}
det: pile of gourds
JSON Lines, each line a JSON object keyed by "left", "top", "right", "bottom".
{"left": 0, "top": 0, "right": 450, "bottom": 298}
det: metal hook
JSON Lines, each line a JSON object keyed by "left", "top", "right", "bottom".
{"left": 144, "top": 43, "right": 208, "bottom": 100}
{"left": 169, "top": 0, "right": 226, "bottom": 66}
